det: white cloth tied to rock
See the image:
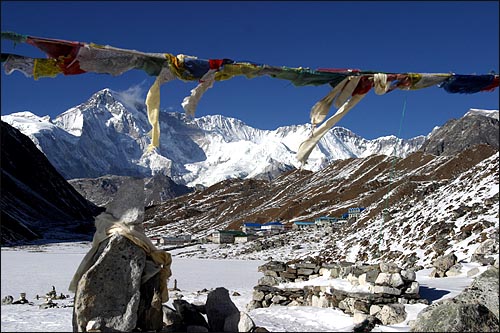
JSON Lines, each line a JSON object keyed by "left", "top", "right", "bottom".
{"left": 69, "top": 212, "right": 172, "bottom": 302}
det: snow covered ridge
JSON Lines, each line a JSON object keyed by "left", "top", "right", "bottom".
{"left": 1, "top": 88, "right": 424, "bottom": 187}
{"left": 465, "top": 108, "right": 499, "bottom": 120}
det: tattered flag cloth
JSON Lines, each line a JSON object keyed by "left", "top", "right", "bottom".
{"left": 2, "top": 31, "right": 499, "bottom": 164}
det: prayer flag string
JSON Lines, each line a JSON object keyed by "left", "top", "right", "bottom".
{"left": 2, "top": 31, "right": 498, "bottom": 165}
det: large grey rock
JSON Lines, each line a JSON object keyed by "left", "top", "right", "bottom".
{"left": 173, "top": 299, "right": 209, "bottom": 329}
{"left": 379, "top": 262, "right": 401, "bottom": 274}
{"left": 258, "top": 275, "right": 281, "bottom": 286}
{"left": 433, "top": 253, "right": 457, "bottom": 271}
{"left": 375, "top": 303, "right": 407, "bottom": 325}
{"left": 258, "top": 261, "right": 286, "bottom": 272}
{"left": 410, "top": 299, "right": 499, "bottom": 332}
{"left": 474, "top": 239, "right": 499, "bottom": 256}
{"left": 163, "top": 305, "right": 185, "bottom": 331}
{"left": 411, "top": 265, "right": 499, "bottom": 332}
{"left": 353, "top": 315, "right": 380, "bottom": 333}
{"left": 456, "top": 266, "right": 499, "bottom": 320}
{"left": 205, "top": 287, "right": 240, "bottom": 332}
{"left": 73, "top": 234, "right": 146, "bottom": 332}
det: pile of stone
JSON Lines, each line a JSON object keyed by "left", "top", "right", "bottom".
{"left": 248, "top": 259, "right": 428, "bottom": 326}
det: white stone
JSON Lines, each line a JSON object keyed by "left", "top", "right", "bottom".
{"left": 370, "top": 304, "right": 382, "bottom": 316}
{"left": 373, "top": 285, "right": 401, "bottom": 295}
{"left": 271, "top": 295, "right": 285, "bottom": 304}
{"left": 445, "top": 270, "right": 461, "bottom": 277}
{"left": 319, "top": 268, "right": 332, "bottom": 278}
{"left": 401, "top": 269, "right": 416, "bottom": 281}
{"left": 376, "top": 304, "right": 407, "bottom": 325}
{"left": 405, "top": 281, "right": 420, "bottom": 295}
{"left": 353, "top": 311, "right": 368, "bottom": 325}
{"left": 375, "top": 272, "right": 391, "bottom": 285}
{"left": 347, "top": 273, "right": 360, "bottom": 286}
{"left": 86, "top": 320, "right": 100, "bottom": 332}
{"left": 238, "top": 311, "right": 255, "bottom": 332}
{"left": 389, "top": 273, "right": 405, "bottom": 288}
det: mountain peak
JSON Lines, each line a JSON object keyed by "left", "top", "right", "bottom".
{"left": 87, "top": 88, "right": 119, "bottom": 107}
{"left": 464, "top": 108, "right": 499, "bottom": 120}
{"left": 5, "top": 88, "right": 480, "bottom": 187}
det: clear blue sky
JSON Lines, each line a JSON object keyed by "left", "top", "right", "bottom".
{"left": 1, "top": 1, "right": 498, "bottom": 139}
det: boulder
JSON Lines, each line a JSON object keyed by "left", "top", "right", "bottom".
{"left": 473, "top": 238, "right": 499, "bottom": 257}
{"left": 410, "top": 299, "right": 499, "bottom": 332}
{"left": 136, "top": 265, "right": 164, "bottom": 331}
{"left": 400, "top": 269, "right": 416, "bottom": 282}
{"left": 445, "top": 263, "right": 463, "bottom": 277}
{"left": 71, "top": 178, "right": 171, "bottom": 332}
{"left": 375, "top": 303, "right": 407, "bottom": 325}
{"left": 455, "top": 266, "right": 499, "bottom": 320}
{"left": 173, "top": 299, "right": 209, "bottom": 329}
{"left": 72, "top": 234, "right": 146, "bottom": 332}
{"left": 205, "top": 287, "right": 240, "bottom": 332}
{"left": 410, "top": 266, "right": 499, "bottom": 332}
{"left": 353, "top": 314, "right": 380, "bottom": 332}
{"left": 163, "top": 304, "right": 185, "bottom": 331}
{"left": 432, "top": 253, "right": 457, "bottom": 274}
{"left": 379, "top": 262, "right": 401, "bottom": 274}
{"left": 466, "top": 267, "right": 480, "bottom": 277}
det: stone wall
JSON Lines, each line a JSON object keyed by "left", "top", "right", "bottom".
{"left": 248, "top": 260, "right": 428, "bottom": 326}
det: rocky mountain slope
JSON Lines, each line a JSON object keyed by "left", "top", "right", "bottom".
{"left": 420, "top": 109, "right": 499, "bottom": 156}
{"left": 144, "top": 143, "right": 498, "bottom": 268}
{"left": 1, "top": 88, "right": 424, "bottom": 187}
{"left": 0, "top": 121, "right": 102, "bottom": 245}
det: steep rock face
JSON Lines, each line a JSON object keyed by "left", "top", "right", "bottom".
{"left": 2, "top": 88, "right": 425, "bottom": 187}
{"left": 419, "top": 113, "right": 499, "bottom": 156}
{"left": 0, "top": 121, "right": 102, "bottom": 245}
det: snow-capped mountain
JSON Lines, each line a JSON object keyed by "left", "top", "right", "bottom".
{"left": 2, "top": 88, "right": 425, "bottom": 187}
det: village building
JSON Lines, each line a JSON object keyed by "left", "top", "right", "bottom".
{"left": 241, "top": 222, "right": 262, "bottom": 235}
{"left": 348, "top": 207, "right": 365, "bottom": 221}
{"left": 160, "top": 234, "right": 192, "bottom": 245}
{"left": 149, "top": 237, "right": 161, "bottom": 246}
{"left": 261, "top": 221, "right": 285, "bottom": 234}
{"left": 314, "top": 216, "right": 338, "bottom": 227}
{"left": 149, "top": 235, "right": 192, "bottom": 246}
{"left": 211, "top": 230, "right": 247, "bottom": 244}
{"left": 292, "top": 221, "right": 315, "bottom": 230}
{"left": 234, "top": 234, "right": 258, "bottom": 244}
